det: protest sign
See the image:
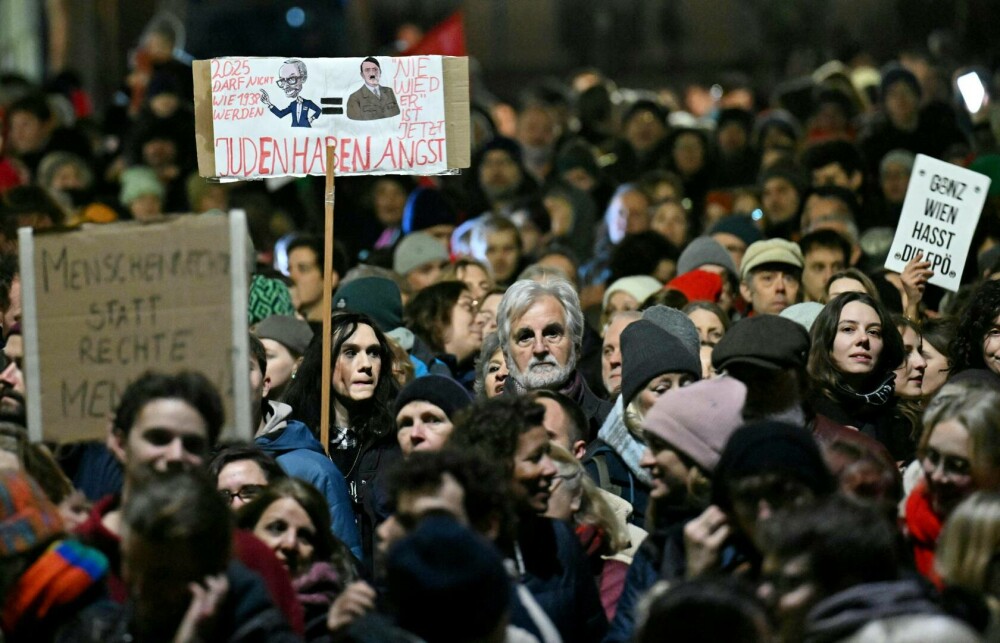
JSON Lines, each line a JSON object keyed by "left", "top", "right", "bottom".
{"left": 194, "top": 55, "right": 470, "bottom": 178}
{"left": 18, "top": 213, "right": 252, "bottom": 443}
{"left": 884, "top": 154, "right": 991, "bottom": 292}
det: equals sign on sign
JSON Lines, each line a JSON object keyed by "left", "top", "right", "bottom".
{"left": 321, "top": 97, "right": 343, "bottom": 115}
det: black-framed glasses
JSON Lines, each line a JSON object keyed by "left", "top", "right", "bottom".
{"left": 219, "top": 485, "right": 265, "bottom": 503}
{"left": 276, "top": 76, "right": 304, "bottom": 88}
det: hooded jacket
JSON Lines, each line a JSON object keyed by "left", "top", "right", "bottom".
{"left": 256, "top": 401, "right": 363, "bottom": 561}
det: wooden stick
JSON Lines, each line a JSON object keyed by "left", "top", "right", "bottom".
{"left": 320, "top": 144, "right": 336, "bottom": 454}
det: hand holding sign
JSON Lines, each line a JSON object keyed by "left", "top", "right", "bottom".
{"left": 899, "top": 252, "right": 934, "bottom": 319}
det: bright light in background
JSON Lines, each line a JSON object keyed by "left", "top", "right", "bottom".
{"left": 286, "top": 7, "right": 306, "bottom": 28}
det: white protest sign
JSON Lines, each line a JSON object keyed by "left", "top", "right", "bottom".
{"left": 884, "top": 154, "right": 991, "bottom": 292}
{"left": 194, "top": 55, "right": 470, "bottom": 178}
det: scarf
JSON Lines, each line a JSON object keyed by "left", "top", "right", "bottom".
{"left": 904, "top": 480, "right": 943, "bottom": 586}
{"left": 597, "top": 397, "right": 654, "bottom": 486}
{"left": 836, "top": 372, "right": 896, "bottom": 407}
{"left": 1, "top": 539, "right": 108, "bottom": 633}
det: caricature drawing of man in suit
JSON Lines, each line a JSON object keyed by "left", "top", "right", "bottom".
{"left": 346, "top": 56, "right": 400, "bottom": 121}
{"left": 260, "top": 59, "right": 321, "bottom": 127}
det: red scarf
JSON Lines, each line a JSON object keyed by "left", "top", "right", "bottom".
{"left": 905, "top": 480, "right": 943, "bottom": 586}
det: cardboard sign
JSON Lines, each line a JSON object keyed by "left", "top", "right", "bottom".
{"left": 194, "top": 55, "right": 470, "bottom": 178}
{"left": 885, "top": 154, "right": 992, "bottom": 292}
{"left": 18, "top": 213, "right": 253, "bottom": 443}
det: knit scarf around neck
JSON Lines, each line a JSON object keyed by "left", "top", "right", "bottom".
{"left": 836, "top": 372, "right": 896, "bottom": 407}
{"left": 597, "top": 397, "right": 654, "bottom": 486}
{"left": 1, "top": 539, "right": 108, "bottom": 633}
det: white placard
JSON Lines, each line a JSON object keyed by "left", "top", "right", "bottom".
{"left": 884, "top": 154, "right": 991, "bottom": 292}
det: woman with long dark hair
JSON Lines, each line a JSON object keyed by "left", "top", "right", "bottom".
{"left": 284, "top": 311, "right": 400, "bottom": 568}
{"left": 808, "top": 292, "right": 909, "bottom": 461}
{"left": 405, "top": 281, "right": 483, "bottom": 390}
{"left": 950, "top": 279, "right": 1000, "bottom": 382}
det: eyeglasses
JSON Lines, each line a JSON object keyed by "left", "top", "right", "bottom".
{"left": 276, "top": 76, "right": 304, "bottom": 88}
{"left": 458, "top": 297, "right": 479, "bottom": 314}
{"left": 219, "top": 484, "right": 265, "bottom": 503}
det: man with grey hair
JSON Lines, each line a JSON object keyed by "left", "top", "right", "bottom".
{"left": 261, "top": 58, "right": 321, "bottom": 127}
{"left": 497, "top": 277, "right": 611, "bottom": 438}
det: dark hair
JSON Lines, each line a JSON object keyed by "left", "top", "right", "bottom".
{"left": 801, "top": 140, "right": 865, "bottom": 178}
{"left": 920, "top": 316, "right": 957, "bottom": 363}
{"left": 7, "top": 93, "right": 51, "bottom": 122}
{"left": 683, "top": 301, "right": 731, "bottom": 337}
{"left": 0, "top": 253, "right": 18, "bottom": 317}
{"left": 825, "top": 267, "right": 878, "bottom": 299}
{"left": 637, "top": 577, "right": 769, "bottom": 643}
{"left": 360, "top": 56, "right": 380, "bottom": 72}
{"left": 207, "top": 444, "right": 287, "bottom": 484}
{"left": 387, "top": 449, "right": 514, "bottom": 542}
{"left": 449, "top": 396, "right": 546, "bottom": 478}
{"left": 760, "top": 495, "right": 899, "bottom": 595}
{"left": 286, "top": 234, "right": 350, "bottom": 281}
{"left": 404, "top": 281, "right": 468, "bottom": 354}
{"left": 798, "top": 229, "right": 851, "bottom": 263}
{"left": 283, "top": 312, "right": 398, "bottom": 444}
{"left": 608, "top": 231, "right": 679, "bottom": 285}
{"left": 237, "top": 477, "right": 354, "bottom": 579}
{"left": 113, "top": 371, "right": 225, "bottom": 447}
{"left": 950, "top": 280, "right": 1000, "bottom": 373}
{"left": 804, "top": 185, "right": 862, "bottom": 222}
{"left": 124, "top": 468, "right": 232, "bottom": 577}
{"left": 1, "top": 185, "right": 67, "bottom": 229}
{"left": 249, "top": 333, "right": 266, "bottom": 375}
{"left": 808, "top": 292, "right": 904, "bottom": 396}
{"left": 637, "top": 169, "right": 686, "bottom": 203}
{"left": 531, "top": 390, "right": 587, "bottom": 445}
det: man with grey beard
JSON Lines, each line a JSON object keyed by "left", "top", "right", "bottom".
{"left": 497, "top": 277, "right": 611, "bottom": 440}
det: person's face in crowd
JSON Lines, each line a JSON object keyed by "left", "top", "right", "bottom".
{"left": 688, "top": 307, "right": 725, "bottom": 347}
{"left": 758, "top": 553, "right": 818, "bottom": 643}
{"left": 508, "top": 295, "right": 575, "bottom": 389}
{"left": 113, "top": 398, "right": 210, "bottom": 472}
{"left": 894, "top": 325, "right": 926, "bottom": 400}
{"left": 476, "top": 292, "right": 503, "bottom": 336}
{"left": 58, "top": 490, "right": 92, "bottom": 532}
{"left": 636, "top": 372, "right": 696, "bottom": 415}
{"left": 560, "top": 167, "right": 597, "bottom": 194}
{"left": 485, "top": 229, "right": 520, "bottom": 284}
{"left": 49, "top": 163, "right": 87, "bottom": 192}
{"left": 881, "top": 162, "right": 911, "bottom": 205}
{"left": 672, "top": 132, "right": 706, "bottom": 177}
{"left": 536, "top": 253, "right": 578, "bottom": 286}
{"left": 717, "top": 121, "right": 748, "bottom": 155}
{"left": 761, "top": 177, "right": 801, "bottom": 225}
{"left": 729, "top": 473, "right": 815, "bottom": 548}
{"left": 811, "top": 102, "right": 849, "bottom": 134}
{"left": 544, "top": 466, "right": 582, "bottom": 521}
{"left": 606, "top": 189, "right": 651, "bottom": 245}
{"left": 373, "top": 179, "right": 408, "bottom": 227}
{"left": 249, "top": 355, "right": 270, "bottom": 428}
{"left": 142, "top": 138, "right": 177, "bottom": 170}
{"left": 517, "top": 106, "right": 557, "bottom": 149}
{"left": 624, "top": 109, "right": 667, "bottom": 154}
{"left": 602, "top": 314, "right": 638, "bottom": 397}
{"left": 829, "top": 301, "right": 884, "bottom": 387}
{"left": 360, "top": 61, "right": 381, "bottom": 89}
{"left": 712, "top": 232, "right": 749, "bottom": 272}
{"left": 0, "top": 333, "right": 25, "bottom": 418}
{"left": 217, "top": 459, "right": 268, "bottom": 510}
{"left": 800, "top": 196, "right": 849, "bottom": 234}
{"left": 253, "top": 497, "right": 317, "bottom": 578}
{"left": 810, "top": 163, "right": 860, "bottom": 192}
{"left": 740, "top": 267, "right": 801, "bottom": 315}
{"left": 457, "top": 263, "right": 493, "bottom": 301}
{"left": 803, "top": 246, "right": 846, "bottom": 303}
{"left": 920, "top": 341, "right": 950, "bottom": 399}
{"left": 261, "top": 339, "right": 300, "bottom": 398}
{"left": 396, "top": 400, "right": 454, "bottom": 456}
{"left": 129, "top": 194, "right": 163, "bottom": 223}
{"left": 605, "top": 290, "right": 641, "bottom": 321}
{"left": 981, "top": 314, "right": 1000, "bottom": 376}
{"left": 884, "top": 82, "right": 920, "bottom": 130}
{"left": 651, "top": 201, "right": 689, "bottom": 248}
{"left": 921, "top": 419, "right": 973, "bottom": 518}
{"left": 332, "top": 324, "right": 382, "bottom": 402}
{"left": 7, "top": 111, "right": 49, "bottom": 154}
{"left": 479, "top": 150, "right": 522, "bottom": 203}
{"left": 406, "top": 259, "right": 446, "bottom": 294}
{"left": 376, "top": 473, "right": 469, "bottom": 559}
{"left": 641, "top": 432, "right": 698, "bottom": 505}
{"left": 444, "top": 289, "right": 483, "bottom": 362}
{"left": 826, "top": 277, "right": 866, "bottom": 299}
{"left": 646, "top": 180, "right": 680, "bottom": 204}
{"left": 4, "top": 276, "right": 21, "bottom": 340}
{"left": 484, "top": 347, "right": 509, "bottom": 398}
{"left": 288, "top": 247, "right": 323, "bottom": 313}
{"left": 543, "top": 193, "right": 575, "bottom": 237}
{"left": 537, "top": 396, "right": 585, "bottom": 459}
{"left": 512, "top": 424, "right": 558, "bottom": 514}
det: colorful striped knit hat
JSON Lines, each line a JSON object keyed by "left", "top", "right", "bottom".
{"left": 0, "top": 471, "right": 63, "bottom": 557}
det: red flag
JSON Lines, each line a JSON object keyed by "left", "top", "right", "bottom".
{"left": 402, "top": 11, "right": 467, "bottom": 56}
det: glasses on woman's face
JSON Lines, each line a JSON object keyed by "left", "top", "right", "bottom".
{"left": 219, "top": 484, "right": 265, "bottom": 504}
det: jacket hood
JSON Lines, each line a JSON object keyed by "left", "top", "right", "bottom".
{"left": 256, "top": 402, "right": 325, "bottom": 456}
{"left": 804, "top": 579, "right": 941, "bottom": 643}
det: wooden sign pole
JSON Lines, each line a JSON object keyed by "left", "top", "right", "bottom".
{"left": 320, "top": 144, "right": 336, "bottom": 454}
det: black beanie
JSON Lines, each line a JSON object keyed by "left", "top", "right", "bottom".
{"left": 402, "top": 187, "right": 457, "bottom": 235}
{"left": 711, "top": 421, "right": 836, "bottom": 511}
{"left": 620, "top": 320, "right": 702, "bottom": 406}
{"left": 392, "top": 375, "right": 473, "bottom": 420}
{"left": 387, "top": 516, "right": 510, "bottom": 642}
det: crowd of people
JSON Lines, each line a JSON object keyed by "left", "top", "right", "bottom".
{"left": 2, "top": 17, "right": 1000, "bottom": 643}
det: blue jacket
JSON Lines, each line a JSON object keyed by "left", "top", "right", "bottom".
{"left": 269, "top": 98, "right": 321, "bottom": 127}
{"left": 256, "top": 402, "right": 363, "bottom": 560}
